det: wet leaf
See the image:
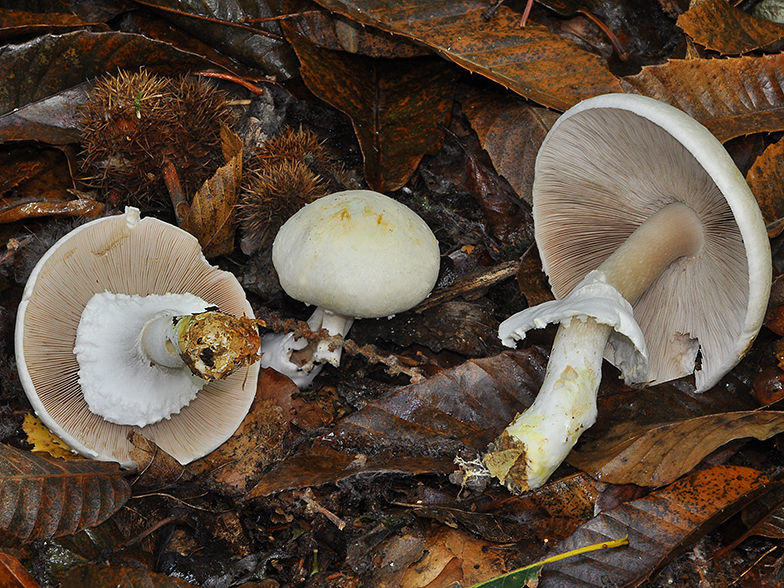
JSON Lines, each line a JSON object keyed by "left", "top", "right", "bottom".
{"left": 539, "top": 466, "right": 770, "bottom": 588}
{"left": 0, "top": 6, "right": 97, "bottom": 40}
{"left": 247, "top": 349, "right": 548, "bottom": 497}
{"left": 0, "top": 444, "right": 130, "bottom": 546}
{"left": 677, "top": 0, "right": 784, "bottom": 55}
{"left": 0, "top": 85, "right": 89, "bottom": 145}
{"left": 746, "top": 137, "right": 784, "bottom": 230}
{"left": 309, "top": 0, "right": 623, "bottom": 111}
{"left": 284, "top": 28, "right": 458, "bottom": 191}
{"left": 135, "top": 0, "right": 299, "bottom": 79}
{"left": 0, "top": 31, "right": 226, "bottom": 118}
{"left": 621, "top": 53, "right": 784, "bottom": 142}
{"left": 569, "top": 411, "right": 784, "bottom": 487}
{"left": 0, "top": 552, "right": 41, "bottom": 588}
{"left": 0, "top": 200, "right": 104, "bottom": 224}
{"left": 60, "top": 564, "right": 205, "bottom": 588}
{"left": 462, "top": 87, "right": 559, "bottom": 207}
{"left": 180, "top": 126, "right": 242, "bottom": 257}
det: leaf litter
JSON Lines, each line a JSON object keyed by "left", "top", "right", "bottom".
{"left": 1, "top": 1, "right": 784, "bottom": 587}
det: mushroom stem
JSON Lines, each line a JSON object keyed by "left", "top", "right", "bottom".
{"left": 485, "top": 202, "right": 704, "bottom": 491}
{"left": 140, "top": 313, "right": 191, "bottom": 369}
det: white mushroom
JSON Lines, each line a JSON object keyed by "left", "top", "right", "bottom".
{"left": 262, "top": 190, "right": 440, "bottom": 388}
{"left": 483, "top": 94, "right": 772, "bottom": 492}
{"left": 16, "top": 208, "right": 261, "bottom": 466}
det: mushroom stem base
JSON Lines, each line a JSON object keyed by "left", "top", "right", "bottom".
{"left": 484, "top": 316, "right": 610, "bottom": 492}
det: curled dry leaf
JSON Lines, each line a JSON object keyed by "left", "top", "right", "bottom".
{"left": 677, "top": 0, "right": 784, "bottom": 55}
{"left": 309, "top": 0, "right": 623, "bottom": 110}
{"left": 180, "top": 125, "right": 242, "bottom": 257}
{"left": 539, "top": 466, "right": 770, "bottom": 588}
{"left": 0, "top": 444, "right": 130, "bottom": 546}
{"left": 621, "top": 53, "right": 784, "bottom": 142}
{"left": 568, "top": 410, "right": 784, "bottom": 487}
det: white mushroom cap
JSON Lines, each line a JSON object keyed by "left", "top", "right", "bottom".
{"left": 15, "top": 208, "right": 260, "bottom": 466}
{"left": 272, "top": 190, "right": 440, "bottom": 318}
{"left": 532, "top": 94, "right": 771, "bottom": 391}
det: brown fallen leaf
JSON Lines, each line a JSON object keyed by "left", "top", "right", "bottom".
{"left": 462, "top": 86, "right": 559, "bottom": 207}
{"left": 180, "top": 125, "right": 242, "bottom": 257}
{"left": 283, "top": 28, "right": 457, "bottom": 192}
{"left": 0, "top": 444, "right": 130, "bottom": 546}
{"left": 0, "top": 551, "right": 41, "bottom": 588}
{"left": 539, "top": 465, "right": 770, "bottom": 588}
{"left": 59, "top": 563, "right": 205, "bottom": 588}
{"left": 568, "top": 410, "right": 784, "bottom": 487}
{"left": 621, "top": 53, "right": 784, "bottom": 142}
{"left": 309, "top": 0, "right": 623, "bottom": 110}
{"left": 0, "top": 199, "right": 104, "bottom": 224}
{"left": 746, "top": 137, "right": 784, "bottom": 233}
{"left": 677, "top": 0, "right": 784, "bottom": 55}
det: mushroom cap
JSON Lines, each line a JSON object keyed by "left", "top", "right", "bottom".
{"left": 272, "top": 190, "right": 440, "bottom": 318}
{"left": 533, "top": 93, "right": 771, "bottom": 391}
{"left": 15, "top": 208, "right": 259, "bottom": 466}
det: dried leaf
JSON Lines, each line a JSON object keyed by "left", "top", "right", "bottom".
{"left": 621, "top": 53, "right": 784, "bottom": 142}
{"left": 568, "top": 411, "right": 784, "bottom": 487}
{"left": 0, "top": 7, "right": 96, "bottom": 40}
{"left": 283, "top": 28, "right": 457, "bottom": 191}
{"left": 60, "top": 564, "right": 205, "bottom": 588}
{"left": 0, "top": 551, "right": 41, "bottom": 588}
{"left": 539, "top": 466, "right": 770, "bottom": 588}
{"left": 180, "top": 125, "right": 242, "bottom": 257}
{"left": 0, "top": 30, "right": 222, "bottom": 118}
{"left": 309, "top": 0, "right": 623, "bottom": 110}
{"left": 746, "top": 137, "right": 784, "bottom": 229}
{"left": 0, "top": 200, "right": 104, "bottom": 224}
{"left": 462, "top": 87, "right": 559, "bottom": 206}
{"left": 22, "top": 414, "right": 78, "bottom": 460}
{"left": 677, "top": 0, "right": 784, "bottom": 55}
{"left": 0, "top": 444, "right": 130, "bottom": 546}
{"left": 0, "top": 85, "right": 89, "bottom": 145}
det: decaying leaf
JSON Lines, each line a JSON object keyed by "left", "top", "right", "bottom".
{"left": 283, "top": 28, "right": 457, "bottom": 191}
{"left": 568, "top": 410, "right": 784, "bottom": 487}
{"left": 746, "top": 137, "right": 784, "bottom": 233}
{"left": 0, "top": 551, "right": 41, "bottom": 588}
{"left": 677, "top": 0, "right": 784, "bottom": 55}
{"left": 59, "top": 564, "right": 205, "bottom": 588}
{"left": 621, "top": 53, "right": 784, "bottom": 142}
{"left": 309, "top": 0, "right": 624, "bottom": 110}
{"left": 539, "top": 466, "right": 770, "bottom": 588}
{"left": 180, "top": 125, "right": 242, "bottom": 257}
{"left": 22, "top": 413, "right": 78, "bottom": 460}
{"left": 0, "top": 444, "right": 130, "bottom": 546}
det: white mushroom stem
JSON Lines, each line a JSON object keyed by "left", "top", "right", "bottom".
{"left": 260, "top": 306, "right": 355, "bottom": 389}
{"left": 141, "top": 313, "right": 192, "bottom": 369}
{"left": 486, "top": 202, "right": 704, "bottom": 491}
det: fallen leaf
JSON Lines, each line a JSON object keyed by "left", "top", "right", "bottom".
{"left": 180, "top": 125, "right": 242, "bottom": 257}
{"left": 462, "top": 86, "right": 559, "bottom": 206}
{"left": 539, "top": 466, "right": 770, "bottom": 588}
{"left": 746, "top": 137, "right": 784, "bottom": 230}
{"left": 59, "top": 564, "right": 205, "bottom": 588}
{"left": 621, "top": 53, "right": 784, "bottom": 142}
{"left": 677, "top": 0, "right": 784, "bottom": 55}
{"left": 0, "top": 551, "right": 41, "bottom": 588}
{"left": 0, "top": 85, "right": 88, "bottom": 145}
{"left": 22, "top": 413, "right": 78, "bottom": 460}
{"left": 0, "top": 200, "right": 104, "bottom": 224}
{"left": 568, "top": 410, "right": 784, "bottom": 487}
{"left": 284, "top": 28, "right": 457, "bottom": 191}
{"left": 309, "top": 0, "right": 624, "bottom": 110}
{"left": 0, "top": 444, "right": 130, "bottom": 546}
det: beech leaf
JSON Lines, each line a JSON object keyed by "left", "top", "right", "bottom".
{"left": 677, "top": 0, "right": 784, "bottom": 55}
{"left": 309, "top": 0, "right": 623, "bottom": 110}
{"left": 568, "top": 410, "right": 784, "bottom": 487}
{"left": 621, "top": 53, "right": 784, "bottom": 142}
{"left": 746, "top": 137, "right": 784, "bottom": 229}
{"left": 0, "top": 444, "right": 130, "bottom": 546}
{"left": 539, "top": 466, "right": 770, "bottom": 588}
{"left": 0, "top": 551, "right": 41, "bottom": 588}
{"left": 180, "top": 125, "right": 242, "bottom": 257}
{"left": 283, "top": 28, "right": 458, "bottom": 191}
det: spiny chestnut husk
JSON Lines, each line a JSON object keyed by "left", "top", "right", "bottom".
{"left": 238, "top": 127, "right": 351, "bottom": 252}
{"left": 78, "top": 70, "right": 235, "bottom": 208}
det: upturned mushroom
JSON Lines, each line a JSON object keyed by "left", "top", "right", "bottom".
{"left": 482, "top": 94, "right": 771, "bottom": 492}
{"left": 262, "top": 189, "right": 440, "bottom": 388}
{"left": 16, "top": 208, "right": 261, "bottom": 466}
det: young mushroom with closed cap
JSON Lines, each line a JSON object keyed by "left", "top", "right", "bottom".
{"left": 16, "top": 208, "right": 262, "bottom": 466}
{"left": 262, "top": 189, "right": 441, "bottom": 388}
{"left": 482, "top": 94, "right": 772, "bottom": 493}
